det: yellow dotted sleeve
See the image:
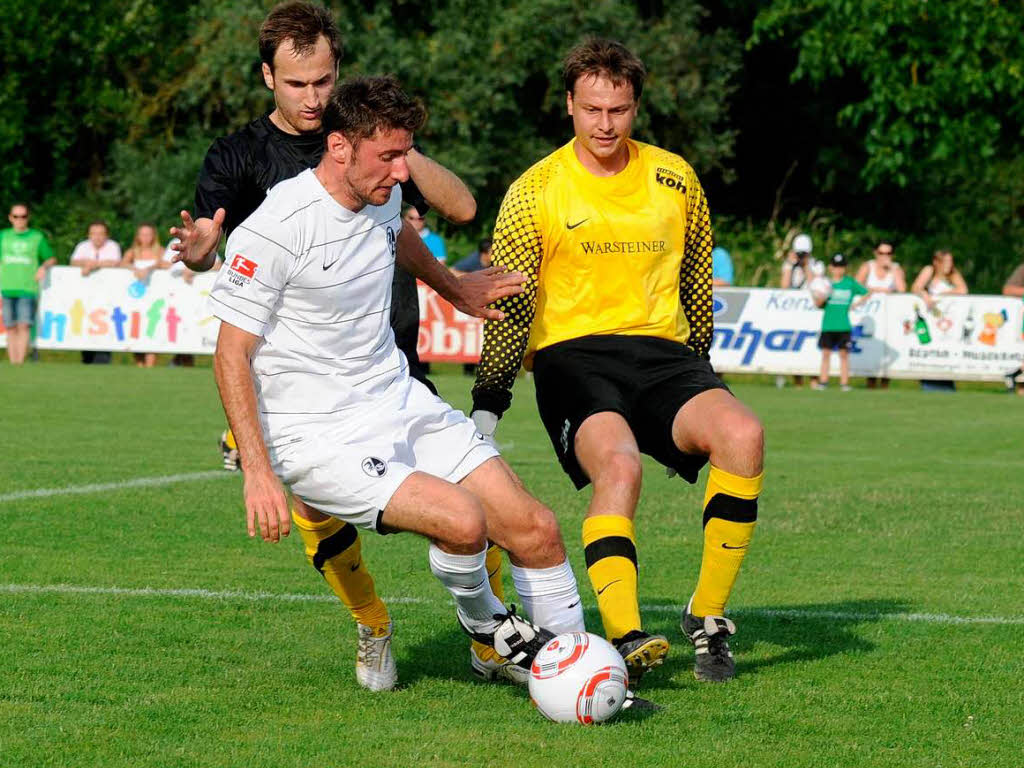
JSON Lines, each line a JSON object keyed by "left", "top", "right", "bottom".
{"left": 680, "top": 168, "right": 714, "bottom": 359}
{"left": 471, "top": 171, "right": 545, "bottom": 417}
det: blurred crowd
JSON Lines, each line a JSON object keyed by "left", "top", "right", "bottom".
{"left": 3, "top": 203, "right": 1023, "bottom": 393}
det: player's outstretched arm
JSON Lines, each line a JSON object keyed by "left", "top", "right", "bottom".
{"left": 168, "top": 209, "right": 225, "bottom": 273}
{"left": 406, "top": 149, "right": 476, "bottom": 224}
{"left": 394, "top": 225, "right": 523, "bottom": 320}
{"left": 213, "top": 322, "right": 290, "bottom": 543}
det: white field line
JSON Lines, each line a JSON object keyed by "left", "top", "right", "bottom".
{"left": 2, "top": 583, "right": 1022, "bottom": 626}
{"left": 0, "top": 471, "right": 233, "bottom": 503}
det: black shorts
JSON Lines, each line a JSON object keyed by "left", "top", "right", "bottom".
{"left": 532, "top": 335, "right": 729, "bottom": 490}
{"left": 818, "top": 331, "right": 852, "bottom": 350}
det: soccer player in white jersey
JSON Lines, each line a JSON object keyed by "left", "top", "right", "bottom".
{"left": 209, "top": 76, "right": 586, "bottom": 690}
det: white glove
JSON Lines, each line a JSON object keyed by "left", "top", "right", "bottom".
{"left": 471, "top": 410, "right": 499, "bottom": 439}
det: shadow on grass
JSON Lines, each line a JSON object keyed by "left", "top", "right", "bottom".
{"left": 628, "top": 597, "right": 910, "bottom": 692}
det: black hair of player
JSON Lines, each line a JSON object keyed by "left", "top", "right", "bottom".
{"left": 259, "top": 1, "right": 343, "bottom": 70}
{"left": 562, "top": 38, "right": 646, "bottom": 100}
{"left": 323, "top": 76, "right": 427, "bottom": 148}
{"left": 478, "top": 238, "right": 493, "bottom": 253}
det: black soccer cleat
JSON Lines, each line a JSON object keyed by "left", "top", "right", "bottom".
{"left": 612, "top": 630, "right": 670, "bottom": 681}
{"left": 457, "top": 605, "right": 554, "bottom": 673}
{"left": 681, "top": 605, "right": 737, "bottom": 682}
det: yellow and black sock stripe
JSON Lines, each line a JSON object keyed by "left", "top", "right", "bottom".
{"left": 582, "top": 515, "right": 641, "bottom": 643}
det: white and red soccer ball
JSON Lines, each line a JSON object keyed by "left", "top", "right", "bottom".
{"left": 528, "top": 632, "right": 629, "bottom": 724}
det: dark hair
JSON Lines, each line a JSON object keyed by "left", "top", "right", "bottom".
{"left": 88, "top": 220, "right": 108, "bottom": 232}
{"left": 562, "top": 38, "right": 646, "bottom": 100}
{"left": 323, "top": 76, "right": 427, "bottom": 147}
{"left": 259, "top": 2, "right": 342, "bottom": 70}
{"left": 478, "top": 238, "right": 492, "bottom": 253}
{"left": 875, "top": 239, "right": 895, "bottom": 251}
{"left": 9, "top": 202, "right": 29, "bottom": 214}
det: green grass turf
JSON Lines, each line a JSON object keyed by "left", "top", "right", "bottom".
{"left": 1, "top": 363, "right": 1021, "bottom": 767}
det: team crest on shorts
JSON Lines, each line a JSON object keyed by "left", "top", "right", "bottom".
{"left": 361, "top": 457, "right": 387, "bottom": 477}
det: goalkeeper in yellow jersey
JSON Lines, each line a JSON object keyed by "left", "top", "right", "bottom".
{"left": 471, "top": 39, "right": 764, "bottom": 683}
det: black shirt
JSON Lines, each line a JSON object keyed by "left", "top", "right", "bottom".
{"left": 195, "top": 114, "right": 433, "bottom": 389}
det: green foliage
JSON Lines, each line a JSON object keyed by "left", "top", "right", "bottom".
{"left": 751, "top": 0, "right": 1024, "bottom": 289}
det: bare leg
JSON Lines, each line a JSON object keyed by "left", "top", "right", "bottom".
{"left": 819, "top": 348, "right": 832, "bottom": 384}
{"left": 839, "top": 349, "right": 850, "bottom": 386}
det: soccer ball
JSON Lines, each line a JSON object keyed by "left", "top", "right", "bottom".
{"left": 528, "top": 632, "right": 629, "bottom": 724}
{"left": 808, "top": 276, "right": 832, "bottom": 304}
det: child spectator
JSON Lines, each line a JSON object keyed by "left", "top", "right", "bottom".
{"left": 813, "top": 253, "right": 867, "bottom": 391}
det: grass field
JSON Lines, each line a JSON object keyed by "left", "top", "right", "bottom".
{"left": 1, "top": 363, "right": 1021, "bottom": 768}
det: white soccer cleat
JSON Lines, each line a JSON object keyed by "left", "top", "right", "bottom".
{"left": 469, "top": 643, "right": 529, "bottom": 685}
{"left": 356, "top": 622, "right": 397, "bottom": 691}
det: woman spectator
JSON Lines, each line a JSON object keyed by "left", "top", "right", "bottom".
{"left": 121, "top": 223, "right": 166, "bottom": 367}
{"left": 911, "top": 249, "right": 968, "bottom": 308}
{"left": 911, "top": 249, "right": 968, "bottom": 391}
{"left": 856, "top": 239, "right": 906, "bottom": 388}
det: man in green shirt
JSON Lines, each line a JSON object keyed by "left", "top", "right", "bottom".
{"left": 813, "top": 253, "right": 868, "bottom": 391}
{"left": 1, "top": 203, "right": 56, "bottom": 364}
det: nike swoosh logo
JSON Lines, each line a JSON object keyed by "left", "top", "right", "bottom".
{"left": 596, "top": 579, "right": 621, "bottom": 596}
{"left": 721, "top": 543, "right": 748, "bottom": 550}
{"left": 487, "top": 567, "right": 500, "bottom": 580}
{"left": 567, "top": 600, "right": 580, "bottom": 609}
{"left": 350, "top": 559, "right": 361, "bottom": 572}
{"left": 566, "top": 218, "right": 589, "bottom": 230}
{"left": 323, "top": 258, "right": 338, "bottom": 271}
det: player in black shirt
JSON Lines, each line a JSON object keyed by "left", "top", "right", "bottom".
{"left": 169, "top": 2, "right": 522, "bottom": 690}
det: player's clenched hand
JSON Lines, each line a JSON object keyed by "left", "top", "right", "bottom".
{"left": 453, "top": 266, "right": 525, "bottom": 321}
{"left": 168, "top": 208, "right": 225, "bottom": 273}
{"left": 242, "top": 467, "right": 291, "bottom": 542}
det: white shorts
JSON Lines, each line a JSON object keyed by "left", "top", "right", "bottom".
{"left": 269, "top": 379, "right": 499, "bottom": 532}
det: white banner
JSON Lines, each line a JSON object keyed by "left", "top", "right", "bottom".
{"left": 0, "top": 266, "right": 220, "bottom": 354}
{"left": 4, "top": 273, "right": 1022, "bottom": 381}
{"left": 710, "top": 288, "right": 1024, "bottom": 380}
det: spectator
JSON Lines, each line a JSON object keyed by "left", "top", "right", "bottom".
{"left": 403, "top": 205, "right": 447, "bottom": 262}
{"left": 781, "top": 233, "right": 823, "bottom": 289}
{"left": 70, "top": 220, "right": 121, "bottom": 277}
{"left": 70, "top": 221, "right": 121, "bottom": 364}
{"left": 911, "top": 250, "right": 967, "bottom": 392}
{"left": 812, "top": 253, "right": 867, "bottom": 391}
{"left": 121, "top": 223, "right": 165, "bottom": 280}
{"left": 452, "top": 238, "right": 492, "bottom": 274}
{"left": 911, "top": 249, "right": 968, "bottom": 309}
{"left": 779, "top": 233, "right": 823, "bottom": 387}
{"left": 1, "top": 203, "right": 56, "bottom": 365}
{"left": 856, "top": 239, "right": 905, "bottom": 389}
{"left": 121, "top": 223, "right": 168, "bottom": 368}
{"left": 711, "top": 245, "right": 734, "bottom": 286}
{"left": 1001, "top": 262, "right": 1024, "bottom": 394}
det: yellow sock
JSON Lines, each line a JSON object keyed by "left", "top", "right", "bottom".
{"left": 224, "top": 428, "right": 237, "bottom": 450}
{"left": 582, "top": 515, "right": 641, "bottom": 642}
{"left": 292, "top": 510, "right": 390, "bottom": 630}
{"left": 690, "top": 465, "right": 763, "bottom": 617}
{"left": 471, "top": 544, "right": 507, "bottom": 662}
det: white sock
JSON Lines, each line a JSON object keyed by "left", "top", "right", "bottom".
{"left": 428, "top": 545, "right": 505, "bottom": 634}
{"left": 511, "top": 559, "right": 586, "bottom": 635}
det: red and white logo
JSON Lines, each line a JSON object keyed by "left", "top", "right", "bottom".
{"left": 229, "top": 254, "right": 258, "bottom": 278}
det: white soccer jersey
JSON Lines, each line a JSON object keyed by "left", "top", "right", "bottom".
{"left": 209, "top": 169, "right": 409, "bottom": 443}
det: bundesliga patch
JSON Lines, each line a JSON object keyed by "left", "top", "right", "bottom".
{"left": 227, "top": 254, "right": 258, "bottom": 286}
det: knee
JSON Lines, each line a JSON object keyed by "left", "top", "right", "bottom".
{"left": 724, "top": 413, "right": 764, "bottom": 464}
{"left": 592, "top": 449, "right": 643, "bottom": 495}
{"left": 442, "top": 492, "right": 489, "bottom": 553}
{"left": 508, "top": 503, "right": 566, "bottom": 565}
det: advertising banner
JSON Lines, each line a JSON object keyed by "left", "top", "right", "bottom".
{"left": 415, "top": 281, "right": 483, "bottom": 363}
{"left": 5, "top": 271, "right": 1021, "bottom": 382}
{"left": 882, "top": 293, "right": 1024, "bottom": 380}
{"left": 0, "top": 266, "right": 220, "bottom": 354}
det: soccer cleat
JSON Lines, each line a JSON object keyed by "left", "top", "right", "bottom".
{"left": 681, "top": 604, "right": 736, "bottom": 682}
{"left": 219, "top": 430, "right": 241, "bottom": 472}
{"left": 612, "top": 630, "right": 670, "bottom": 681}
{"left": 457, "top": 605, "right": 554, "bottom": 673}
{"left": 841, "top": 384, "right": 853, "bottom": 392}
{"left": 356, "top": 622, "right": 397, "bottom": 691}
{"left": 811, "top": 380, "right": 827, "bottom": 391}
{"left": 469, "top": 642, "right": 529, "bottom": 685}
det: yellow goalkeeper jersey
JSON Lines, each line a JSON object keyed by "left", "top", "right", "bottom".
{"left": 472, "top": 138, "right": 714, "bottom": 416}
